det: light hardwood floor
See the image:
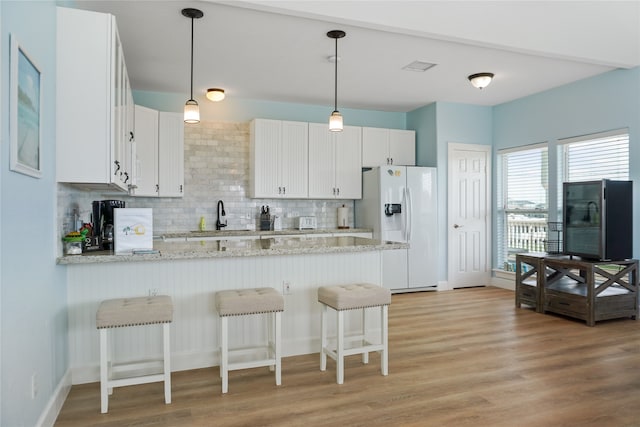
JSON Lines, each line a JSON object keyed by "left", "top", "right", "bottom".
{"left": 54, "top": 287, "right": 640, "bottom": 426}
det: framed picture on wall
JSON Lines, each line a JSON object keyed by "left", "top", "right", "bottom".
{"left": 10, "top": 34, "right": 42, "bottom": 178}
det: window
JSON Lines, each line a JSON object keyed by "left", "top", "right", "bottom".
{"left": 557, "top": 129, "right": 629, "bottom": 213}
{"left": 496, "top": 129, "right": 630, "bottom": 272}
{"left": 497, "top": 144, "right": 548, "bottom": 271}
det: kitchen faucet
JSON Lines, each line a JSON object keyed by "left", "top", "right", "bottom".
{"left": 216, "top": 200, "right": 227, "bottom": 230}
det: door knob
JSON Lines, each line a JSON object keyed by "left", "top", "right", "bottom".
{"left": 453, "top": 224, "right": 463, "bottom": 229}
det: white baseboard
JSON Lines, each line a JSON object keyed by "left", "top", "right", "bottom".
{"left": 36, "top": 369, "right": 71, "bottom": 427}
{"left": 491, "top": 269, "right": 515, "bottom": 291}
{"left": 437, "top": 281, "right": 450, "bottom": 291}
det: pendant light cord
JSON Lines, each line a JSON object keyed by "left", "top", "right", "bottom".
{"left": 190, "top": 16, "right": 194, "bottom": 101}
{"left": 334, "top": 36, "right": 338, "bottom": 112}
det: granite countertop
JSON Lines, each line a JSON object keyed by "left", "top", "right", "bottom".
{"left": 57, "top": 235, "right": 407, "bottom": 265}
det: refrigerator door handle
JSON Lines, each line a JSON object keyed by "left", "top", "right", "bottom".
{"left": 406, "top": 187, "right": 413, "bottom": 241}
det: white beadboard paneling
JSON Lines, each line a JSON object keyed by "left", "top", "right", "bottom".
{"left": 67, "top": 252, "right": 383, "bottom": 384}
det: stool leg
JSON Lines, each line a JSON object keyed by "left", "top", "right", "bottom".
{"left": 320, "top": 304, "right": 327, "bottom": 371}
{"left": 381, "top": 305, "right": 388, "bottom": 376}
{"left": 221, "top": 316, "right": 229, "bottom": 394}
{"left": 362, "top": 308, "right": 369, "bottom": 364}
{"left": 337, "top": 310, "right": 344, "bottom": 384}
{"left": 268, "top": 312, "right": 275, "bottom": 373}
{"left": 99, "top": 329, "right": 108, "bottom": 414}
{"left": 274, "top": 311, "right": 282, "bottom": 386}
{"left": 163, "top": 323, "right": 171, "bottom": 404}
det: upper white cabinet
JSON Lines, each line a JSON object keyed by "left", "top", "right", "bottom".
{"left": 250, "top": 119, "right": 308, "bottom": 198}
{"left": 362, "top": 127, "right": 415, "bottom": 167}
{"left": 131, "top": 106, "right": 184, "bottom": 198}
{"left": 56, "top": 7, "right": 133, "bottom": 191}
{"left": 308, "top": 123, "right": 362, "bottom": 199}
{"left": 131, "top": 105, "right": 158, "bottom": 197}
{"left": 158, "top": 112, "right": 185, "bottom": 197}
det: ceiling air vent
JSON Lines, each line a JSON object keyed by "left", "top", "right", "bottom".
{"left": 402, "top": 60, "right": 437, "bottom": 72}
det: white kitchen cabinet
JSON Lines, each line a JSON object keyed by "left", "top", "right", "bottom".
{"left": 250, "top": 119, "right": 308, "bottom": 198}
{"left": 362, "top": 127, "right": 415, "bottom": 167}
{"left": 130, "top": 108, "right": 184, "bottom": 198}
{"left": 308, "top": 123, "right": 362, "bottom": 199}
{"left": 131, "top": 105, "right": 159, "bottom": 197}
{"left": 56, "top": 7, "right": 133, "bottom": 192}
{"left": 158, "top": 112, "right": 185, "bottom": 197}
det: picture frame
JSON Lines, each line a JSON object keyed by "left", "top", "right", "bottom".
{"left": 10, "top": 34, "right": 42, "bottom": 178}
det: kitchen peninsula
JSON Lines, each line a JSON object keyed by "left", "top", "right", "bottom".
{"left": 60, "top": 232, "right": 407, "bottom": 384}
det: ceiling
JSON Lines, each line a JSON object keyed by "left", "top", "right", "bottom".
{"left": 74, "top": 1, "right": 640, "bottom": 112}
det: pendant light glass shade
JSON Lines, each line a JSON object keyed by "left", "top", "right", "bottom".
{"left": 327, "top": 30, "right": 345, "bottom": 132}
{"left": 182, "top": 8, "right": 203, "bottom": 124}
{"left": 184, "top": 99, "right": 200, "bottom": 124}
{"left": 329, "top": 111, "right": 343, "bottom": 132}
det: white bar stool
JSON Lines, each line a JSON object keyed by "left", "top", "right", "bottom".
{"left": 318, "top": 283, "right": 391, "bottom": 384}
{"left": 215, "top": 287, "right": 284, "bottom": 394}
{"left": 96, "top": 295, "right": 173, "bottom": 413}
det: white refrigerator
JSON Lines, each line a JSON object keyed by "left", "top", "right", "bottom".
{"left": 355, "top": 166, "right": 438, "bottom": 291}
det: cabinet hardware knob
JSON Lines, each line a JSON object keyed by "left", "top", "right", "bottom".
{"left": 129, "top": 131, "right": 134, "bottom": 141}
{"left": 180, "top": 184, "right": 183, "bottom": 193}
{"left": 114, "top": 160, "right": 120, "bottom": 175}
{"left": 123, "top": 172, "right": 129, "bottom": 183}
{"left": 155, "top": 184, "right": 159, "bottom": 193}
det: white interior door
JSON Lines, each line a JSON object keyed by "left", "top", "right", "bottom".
{"left": 447, "top": 143, "right": 491, "bottom": 288}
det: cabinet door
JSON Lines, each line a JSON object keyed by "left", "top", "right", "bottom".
{"left": 250, "top": 119, "right": 281, "bottom": 198}
{"left": 112, "top": 28, "right": 128, "bottom": 188}
{"left": 158, "top": 112, "right": 184, "bottom": 197}
{"left": 279, "top": 121, "right": 309, "bottom": 198}
{"left": 132, "top": 105, "right": 159, "bottom": 197}
{"left": 57, "top": 7, "right": 123, "bottom": 189}
{"left": 308, "top": 123, "right": 336, "bottom": 198}
{"left": 334, "top": 125, "right": 362, "bottom": 199}
{"left": 389, "top": 129, "right": 415, "bottom": 166}
{"left": 362, "top": 127, "right": 390, "bottom": 167}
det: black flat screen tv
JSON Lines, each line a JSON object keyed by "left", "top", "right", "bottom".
{"left": 563, "top": 179, "right": 633, "bottom": 261}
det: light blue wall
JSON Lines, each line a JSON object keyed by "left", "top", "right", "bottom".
{"left": 493, "top": 67, "right": 640, "bottom": 264}
{"left": 407, "top": 102, "right": 437, "bottom": 167}
{"left": 1, "top": 1, "right": 68, "bottom": 426}
{"left": 134, "top": 90, "right": 408, "bottom": 129}
{"left": 409, "top": 102, "right": 492, "bottom": 282}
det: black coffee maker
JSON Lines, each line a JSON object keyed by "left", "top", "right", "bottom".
{"left": 92, "top": 200, "right": 125, "bottom": 250}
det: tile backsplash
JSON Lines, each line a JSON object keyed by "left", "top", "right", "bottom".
{"left": 58, "top": 120, "right": 355, "bottom": 238}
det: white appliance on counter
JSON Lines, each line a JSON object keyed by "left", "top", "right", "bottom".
{"left": 356, "top": 166, "right": 438, "bottom": 292}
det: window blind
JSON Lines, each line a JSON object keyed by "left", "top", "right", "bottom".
{"left": 560, "top": 131, "right": 629, "bottom": 182}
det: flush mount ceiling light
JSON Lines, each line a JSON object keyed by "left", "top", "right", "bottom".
{"left": 206, "top": 88, "right": 225, "bottom": 102}
{"left": 468, "top": 72, "right": 494, "bottom": 89}
{"left": 182, "top": 8, "right": 203, "bottom": 124}
{"left": 327, "top": 30, "right": 346, "bottom": 132}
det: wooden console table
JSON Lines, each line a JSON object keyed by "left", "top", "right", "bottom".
{"left": 516, "top": 254, "right": 638, "bottom": 326}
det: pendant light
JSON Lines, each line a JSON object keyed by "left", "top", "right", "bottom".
{"left": 182, "top": 8, "right": 203, "bottom": 124}
{"left": 327, "top": 30, "right": 346, "bottom": 132}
